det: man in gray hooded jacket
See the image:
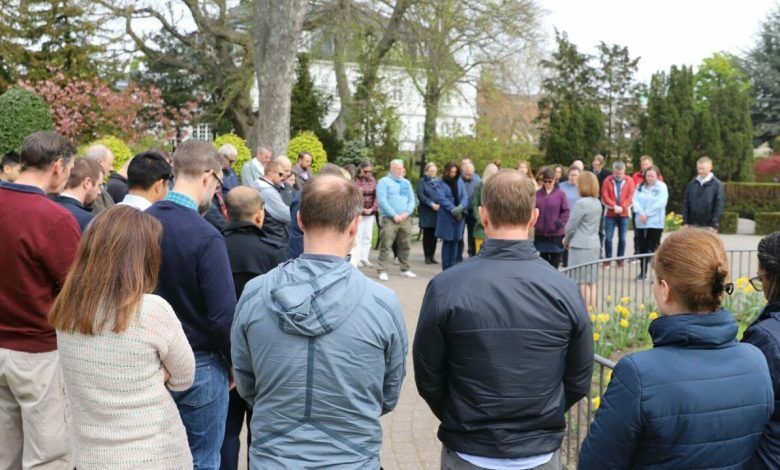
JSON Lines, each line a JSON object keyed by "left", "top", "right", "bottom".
{"left": 231, "top": 174, "right": 407, "bottom": 469}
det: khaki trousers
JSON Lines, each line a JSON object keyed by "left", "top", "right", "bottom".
{"left": 0, "top": 348, "right": 71, "bottom": 469}
{"left": 377, "top": 216, "right": 412, "bottom": 273}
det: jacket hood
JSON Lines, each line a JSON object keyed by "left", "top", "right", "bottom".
{"left": 650, "top": 308, "right": 737, "bottom": 348}
{"left": 270, "top": 254, "right": 367, "bottom": 337}
{"left": 750, "top": 301, "right": 780, "bottom": 327}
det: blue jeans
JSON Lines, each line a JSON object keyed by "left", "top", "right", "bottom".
{"left": 442, "top": 240, "right": 460, "bottom": 270}
{"left": 171, "top": 352, "right": 229, "bottom": 470}
{"left": 604, "top": 217, "right": 629, "bottom": 259}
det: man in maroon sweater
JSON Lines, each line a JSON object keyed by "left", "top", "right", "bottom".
{"left": 0, "top": 131, "right": 80, "bottom": 469}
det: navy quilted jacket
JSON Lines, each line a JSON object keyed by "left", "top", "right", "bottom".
{"left": 743, "top": 302, "right": 780, "bottom": 470}
{"left": 579, "top": 309, "right": 773, "bottom": 470}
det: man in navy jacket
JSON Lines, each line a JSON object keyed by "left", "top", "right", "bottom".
{"left": 414, "top": 170, "right": 593, "bottom": 469}
{"left": 146, "top": 140, "right": 237, "bottom": 469}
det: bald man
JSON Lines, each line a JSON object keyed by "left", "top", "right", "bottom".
{"left": 220, "top": 186, "right": 286, "bottom": 469}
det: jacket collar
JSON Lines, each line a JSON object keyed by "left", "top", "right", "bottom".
{"left": 649, "top": 309, "right": 737, "bottom": 349}
{"left": 222, "top": 220, "right": 285, "bottom": 247}
{"left": 750, "top": 301, "right": 780, "bottom": 327}
{"left": 53, "top": 194, "right": 91, "bottom": 211}
{"left": 0, "top": 180, "right": 47, "bottom": 196}
{"left": 477, "top": 239, "right": 539, "bottom": 260}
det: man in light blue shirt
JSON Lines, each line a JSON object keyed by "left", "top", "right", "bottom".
{"left": 375, "top": 159, "right": 417, "bottom": 281}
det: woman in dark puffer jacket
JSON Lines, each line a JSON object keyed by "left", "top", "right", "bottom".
{"left": 579, "top": 228, "right": 773, "bottom": 470}
{"left": 744, "top": 231, "right": 780, "bottom": 470}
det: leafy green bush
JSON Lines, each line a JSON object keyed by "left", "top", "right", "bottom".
{"left": 725, "top": 182, "right": 780, "bottom": 219}
{"left": 214, "top": 133, "right": 251, "bottom": 176}
{"left": 0, "top": 87, "right": 54, "bottom": 154}
{"left": 79, "top": 136, "right": 133, "bottom": 171}
{"left": 719, "top": 211, "right": 738, "bottom": 234}
{"left": 287, "top": 131, "right": 327, "bottom": 173}
{"left": 756, "top": 212, "right": 780, "bottom": 235}
{"left": 129, "top": 136, "right": 172, "bottom": 157}
{"left": 425, "top": 134, "right": 542, "bottom": 174}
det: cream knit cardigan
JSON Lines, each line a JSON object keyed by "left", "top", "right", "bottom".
{"left": 57, "top": 294, "right": 195, "bottom": 469}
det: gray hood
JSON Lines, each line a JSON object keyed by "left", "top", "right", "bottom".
{"left": 270, "top": 255, "right": 366, "bottom": 337}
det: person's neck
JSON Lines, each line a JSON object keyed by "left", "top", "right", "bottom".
{"left": 303, "top": 232, "right": 353, "bottom": 257}
{"left": 171, "top": 180, "right": 203, "bottom": 206}
{"left": 14, "top": 170, "right": 55, "bottom": 193}
{"left": 128, "top": 189, "right": 154, "bottom": 203}
{"left": 484, "top": 227, "right": 531, "bottom": 241}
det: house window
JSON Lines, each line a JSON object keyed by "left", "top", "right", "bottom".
{"left": 192, "top": 123, "right": 213, "bottom": 142}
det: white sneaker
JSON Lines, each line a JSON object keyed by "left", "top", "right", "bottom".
{"left": 399, "top": 270, "right": 417, "bottom": 278}
{"left": 378, "top": 272, "right": 389, "bottom": 281}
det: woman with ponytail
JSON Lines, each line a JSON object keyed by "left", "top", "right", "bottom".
{"left": 580, "top": 228, "right": 773, "bottom": 469}
{"left": 744, "top": 231, "right": 780, "bottom": 469}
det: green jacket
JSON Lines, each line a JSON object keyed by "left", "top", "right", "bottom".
{"left": 472, "top": 181, "right": 485, "bottom": 240}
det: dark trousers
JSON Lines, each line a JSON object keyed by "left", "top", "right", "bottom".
{"left": 541, "top": 251, "right": 563, "bottom": 269}
{"left": 220, "top": 389, "right": 252, "bottom": 470}
{"left": 441, "top": 240, "right": 460, "bottom": 270}
{"left": 457, "top": 211, "right": 477, "bottom": 262}
{"left": 636, "top": 228, "right": 663, "bottom": 276}
{"left": 422, "top": 227, "right": 437, "bottom": 260}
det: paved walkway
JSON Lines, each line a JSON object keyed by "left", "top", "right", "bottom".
{"left": 238, "top": 231, "right": 764, "bottom": 469}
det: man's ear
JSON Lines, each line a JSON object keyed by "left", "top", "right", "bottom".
{"left": 528, "top": 208, "right": 539, "bottom": 228}
{"left": 479, "top": 205, "right": 489, "bottom": 230}
{"left": 296, "top": 210, "right": 305, "bottom": 233}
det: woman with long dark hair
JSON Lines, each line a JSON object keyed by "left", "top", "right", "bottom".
{"left": 435, "top": 161, "right": 468, "bottom": 270}
{"left": 416, "top": 162, "right": 440, "bottom": 264}
{"left": 744, "top": 231, "right": 780, "bottom": 469}
{"left": 50, "top": 206, "right": 195, "bottom": 469}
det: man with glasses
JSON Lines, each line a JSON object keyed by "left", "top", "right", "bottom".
{"left": 252, "top": 159, "right": 291, "bottom": 243}
{"left": 218, "top": 144, "right": 240, "bottom": 197}
{"left": 146, "top": 140, "right": 237, "bottom": 469}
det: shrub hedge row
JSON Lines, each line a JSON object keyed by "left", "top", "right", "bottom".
{"left": 719, "top": 211, "right": 738, "bottom": 234}
{"left": 756, "top": 213, "right": 780, "bottom": 235}
{"left": 725, "top": 183, "right": 780, "bottom": 219}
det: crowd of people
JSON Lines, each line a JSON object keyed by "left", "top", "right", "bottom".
{"left": 1, "top": 128, "right": 771, "bottom": 470}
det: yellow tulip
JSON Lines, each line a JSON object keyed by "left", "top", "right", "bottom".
{"left": 590, "top": 313, "right": 596, "bottom": 323}
{"left": 745, "top": 285, "right": 755, "bottom": 294}
{"left": 588, "top": 305, "right": 594, "bottom": 313}
{"left": 598, "top": 313, "right": 610, "bottom": 323}
{"left": 592, "top": 396, "right": 601, "bottom": 410}
{"left": 593, "top": 333, "right": 601, "bottom": 341}
{"left": 736, "top": 276, "right": 750, "bottom": 289}
{"left": 620, "top": 319, "right": 629, "bottom": 328}
{"left": 639, "top": 304, "right": 645, "bottom": 311}
{"left": 606, "top": 295, "right": 613, "bottom": 303}
{"left": 649, "top": 312, "right": 659, "bottom": 321}
{"left": 604, "top": 369, "right": 613, "bottom": 383}
{"left": 620, "top": 296, "right": 631, "bottom": 305}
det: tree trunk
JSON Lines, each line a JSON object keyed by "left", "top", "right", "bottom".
{"left": 253, "top": 0, "right": 309, "bottom": 155}
{"left": 421, "top": 74, "right": 441, "bottom": 176}
{"left": 330, "top": 11, "right": 351, "bottom": 141}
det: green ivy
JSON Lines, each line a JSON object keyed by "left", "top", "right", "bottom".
{"left": 0, "top": 87, "right": 54, "bottom": 155}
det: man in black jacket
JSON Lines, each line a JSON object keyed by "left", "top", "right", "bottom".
{"left": 220, "top": 185, "right": 287, "bottom": 470}
{"left": 682, "top": 156, "right": 725, "bottom": 231}
{"left": 413, "top": 170, "right": 593, "bottom": 470}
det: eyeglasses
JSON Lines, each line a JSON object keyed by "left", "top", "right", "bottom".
{"left": 207, "top": 170, "right": 223, "bottom": 191}
{"left": 543, "top": 179, "right": 554, "bottom": 184}
{"left": 749, "top": 273, "right": 768, "bottom": 291}
{"left": 278, "top": 172, "right": 285, "bottom": 177}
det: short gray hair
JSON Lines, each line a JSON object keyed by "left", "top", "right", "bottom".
{"left": 218, "top": 144, "right": 238, "bottom": 158}
{"left": 84, "top": 144, "right": 113, "bottom": 163}
{"left": 424, "top": 162, "right": 437, "bottom": 172}
{"left": 390, "top": 159, "right": 404, "bottom": 168}
{"left": 612, "top": 161, "right": 626, "bottom": 171}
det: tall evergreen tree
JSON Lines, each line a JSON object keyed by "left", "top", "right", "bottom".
{"left": 596, "top": 42, "right": 641, "bottom": 159}
{"left": 290, "top": 53, "right": 329, "bottom": 137}
{"left": 0, "top": 0, "right": 103, "bottom": 90}
{"left": 744, "top": 6, "right": 780, "bottom": 144}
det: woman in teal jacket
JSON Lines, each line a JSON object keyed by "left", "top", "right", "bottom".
{"left": 632, "top": 166, "right": 668, "bottom": 280}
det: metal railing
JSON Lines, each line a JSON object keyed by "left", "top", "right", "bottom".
{"left": 560, "top": 250, "right": 759, "bottom": 315}
{"left": 559, "top": 249, "right": 758, "bottom": 468}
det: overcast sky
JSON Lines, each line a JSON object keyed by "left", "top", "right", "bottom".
{"left": 541, "top": 0, "right": 778, "bottom": 83}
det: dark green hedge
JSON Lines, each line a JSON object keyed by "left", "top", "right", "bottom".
{"left": 725, "top": 183, "right": 780, "bottom": 219}
{"left": 719, "top": 211, "right": 738, "bottom": 234}
{"left": 756, "top": 212, "right": 780, "bottom": 235}
{"left": 0, "top": 88, "right": 53, "bottom": 155}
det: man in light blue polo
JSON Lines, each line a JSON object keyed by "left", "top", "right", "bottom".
{"left": 376, "top": 159, "right": 417, "bottom": 281}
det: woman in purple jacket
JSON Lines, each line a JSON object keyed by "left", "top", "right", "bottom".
{"left": 535, "top": 167, "right": 570, "bottom": 268}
